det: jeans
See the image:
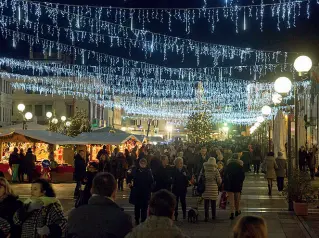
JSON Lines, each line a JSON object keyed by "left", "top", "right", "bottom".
{"left": 174, "top": 193, "right": 187, "bottom": 218}
{"left": 134, "top": 202, "right": 148, "bottom": 223}
{"left": 253, "top": 161, "right": 260, "bottom": 173}
{"left": 74, "top": 180, "right": 82, "bottom": 198}
{"left": 277, "top": 177, "right": 284, "bottom": 191}
{"left": 228, "top": 192, "right": 241, "bottom": 214}
{"left": 204, "top": 199, "right": 216, "bottom": 219}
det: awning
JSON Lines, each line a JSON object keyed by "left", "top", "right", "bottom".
{"left": 72, "top": 132, "right": 143, "bottom": 145}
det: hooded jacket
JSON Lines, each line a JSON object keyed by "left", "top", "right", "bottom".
{"left": 202, "top": 161, "right": 222, "bottom": 200}
{"left": 223, "top": 159, "right": 245, "bottom": 193}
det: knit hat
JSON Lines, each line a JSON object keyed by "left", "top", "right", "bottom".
{"left": 207, "top": 157, "right": 217, "bottom": 166}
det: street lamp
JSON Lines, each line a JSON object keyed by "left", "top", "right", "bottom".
{"left": 257, "top": 116, "right": 265, "bottom": 123}
{"left": 52, "top": 118, "right": 58, "bottom": 125}
{"left": 272, "top": 93, "right": 283, "bottom": 105}
{"left": 166, "top": 124, "right": 173, "bottom": 140}
{"left": 65, "top": 121, "right": 71, "bottom": 127}
{"left": 274, "top": 77, "right": 292, "bottom": 95}
{"left": 25, "top": 112, "right": 33, "bottom": 120}
{"left": 46, "top": 112, "right": 53, "bottom": 119}
{"left": 17, "top": 104, "right": 25, "bottom": 112}
{"left": 294, "top": 55, "right": 313, "bottom": 76}
{"left": 61, "top": 116, "right": 66, "bottom": 122}
{"left": 261, "top": 105, "right": 272, "bottom": 116}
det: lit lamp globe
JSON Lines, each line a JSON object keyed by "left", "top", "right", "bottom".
{"left": 272, "top": 93, "right": 283, "bottom": 104}
{"left": 255, "top": 122, "right": 261, "bottom": 128}
{"left": 294, "top": 55, "right": 312, "bottom": 75}
{"left": 61, "top": 116, "right": 67, "bottom": 122}
{"left": 65, "top": 121, "right": 71, "bottom": 127}
{"left": 261, "top": 105, "right": 272, "bottom": 116}
{"left": 46, "top": 112, "right": 53, "bottom": 119}
{"left": 257, "top": 116, "right": 265, "bottom": 123}
{"left": 52, "top": 118, "right": 58, "bottom": 124}
{"left": 274, "top": 77, "right": 292, "bottom": 95}
{"left": 25, "top": 112, "right": 33, "bottom": 120}
{"left": 17, "top": 104, "right": 25, "bottom": 112}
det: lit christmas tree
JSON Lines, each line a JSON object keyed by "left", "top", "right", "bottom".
{"left": 186, "top": 111, "right": 213, "bottom": 143}
{"left": 66, "top": 109, "right": 91, "bottom": 137}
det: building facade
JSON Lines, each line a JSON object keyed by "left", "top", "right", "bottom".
{"left": 0, "top": 75, "right": 13, "bottom": 127}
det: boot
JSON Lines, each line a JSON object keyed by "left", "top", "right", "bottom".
{"left": 211, "top": 200, "right": 216, "bottom": 220}
{"left": 204, "top": 200, "right": 209, "bottom": 221}
{"left": 230, "top": 213, "right": 235, "bottom": 220}
{"left": 235, "top": 210, "right": 241, "bottom": 217}
{"left": 268, "top": 184, "right": 271, "bottom": 196}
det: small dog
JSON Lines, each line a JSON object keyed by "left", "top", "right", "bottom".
{"left": 188, "top": 207, "right": 199, "bottom": 223}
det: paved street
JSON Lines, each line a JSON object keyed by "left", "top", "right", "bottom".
{"left": 12, "top": 173, "right": 319, "bottom": 238}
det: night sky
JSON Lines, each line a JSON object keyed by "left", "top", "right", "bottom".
{"left": 0, "top": 0, "right": 319, "bottom": 78}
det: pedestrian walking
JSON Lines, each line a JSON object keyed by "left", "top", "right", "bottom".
{"left": 299, "top": 146, "right": 307, "bottom": 171}
{"left": 252, "top": 145, "right": 262, "bottom": 174}
{"left": 96, "top": 145, "right": 108, "bottom": 162}
{"left": 233, "top": 215, "right": 268, "bottom": 238}
{"left": 275, "top": 152, "right": 287, "bottom": 192}
{"left": 153, "top": 155, "right": 172, "bottom": 192}
{"left": 116, "top": 152, "right": 127, "bottom": 191}
{"left": 0, "top": 177, "right": 23, "bottom": 238}
{"left": 195, "top": 147, "right": 210, "bottom": 175}
{"left": 13, "top": 179, "right": 67, "bottom": 238}
{"left": 18, "top": 149, "right": 26, "bottom": 183}
{"left": 8, "top": 148, "right": 20, "bottom": 183}
{"left": 127, "top": 159, "right": 154, "bottom": 225}
{"left": 223, "top": 153, "right": 245, "bottom": 220}
{"left": 307, "top": 147, "right": 316, "bottom": 180}
{"left": 202, "top": 157, "right": 222, "bottom": 221}
{"left": 125, "top": 189, "right": 189, "bottom": 238}
{"left": 73, "top": 150, "right": 86, "bottom": 199}
{"left": 24, "top": 148, "right": 36, "bottom": 183}
{"left": 99, "top": 154, "right": 111, "bottom": 173}
{"left": 68, "top": 173, "right": 133, "bottom": 238}
{"left": 172, "top": 157, "right": 189, "bottom": 221}
{"left": 264, "top": 152, "right": 278, "bottom": 196}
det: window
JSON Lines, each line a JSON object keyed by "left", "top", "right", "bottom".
{"left": 25, "top": 105, "right": 32, "bottom": 113}
{"left": 45, "top": 105, "right": 53, "bottom": 114}
{"left": 66, "top": 105, "right": 74, "bottom": 118}
{"left": 35, "top": 105, "right": 43, "bottom": 117}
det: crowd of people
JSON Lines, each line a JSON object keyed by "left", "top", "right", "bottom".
{"left": 2, "top": 139, "right": 317, "bottom": 238}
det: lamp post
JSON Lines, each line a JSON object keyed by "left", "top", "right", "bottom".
{"left": 46, "top": 111, "right": 53, "bottom": 129}
{"left": 293, "top": 55, "right": 313, "bottom": 167}
{"left": 274, "top": 76, "right": 293, "bottom": 211}
{"left": 17, "top": 104, "right": 33, "bottom": 130}
{"left": 166, "top": 124, "right": 173, "bottom": 141}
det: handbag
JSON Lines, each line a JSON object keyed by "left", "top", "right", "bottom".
{"left": 219, "top": 192, "right": 227, "bottom": 210}
{"left": 196, "top": 168, "right": 205, "bottom": 195}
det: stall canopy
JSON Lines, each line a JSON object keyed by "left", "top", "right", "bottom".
{"left": 0, "top": 130, "right": 78, "bottom": 145}
{"left": 73, "top": 132, "right": 143, "bottom": 145}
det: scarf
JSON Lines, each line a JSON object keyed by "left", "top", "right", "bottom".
{"left": 24, "top": 196, "right": 63, "bottom": 210}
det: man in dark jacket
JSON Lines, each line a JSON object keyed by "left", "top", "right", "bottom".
{"left": 153, "top": 155, "right": 172, "bottom": 192}
{"left": 73, "top": 150, "right": 86, "bottom": 198}
{"left": 97, "top": 145, "right": 108, "bottom": 161}
{"left": 195, "top": 147, "right": 210, "bottom": 176}
{"left": 299, "top": 146, "right": 307, "bottom": 172}
{"left": 9, "top": 148, "right": 20, "bottom": 182}
{"left": 223, "top": 154, "right": 245, "bottom": 220}
{"left": 25, "top": 148, "right": 36, "bottom": 183}
{"left": 184, "top": 146, "right": 196, "bottom": 176}
{"left": 68, "top": 173, "right": 133, "bottom": 238}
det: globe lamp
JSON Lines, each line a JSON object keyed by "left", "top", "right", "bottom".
{"left": 261, "top": 105, "right": 272, "bottom": 116}
{"left": 25, "top": 112, "right": 33, "bottom": 120}
{"left": 274, "top": 77, "right": 292, "bottom": 94}
{"left": 17, "top": 104, "right": 25, "bottom": 112}
{"left": 272, "top": 93, "right": 283, "bottom": 104}
{"left": 46, "top": 112, "right": 53, "bottom": 119}
{"left": 294, "top": 55, "right": 312, "bottom": 74}
{"left": 61, "top": 116, "right": 67, "bottom": 122}
{"left": 257, "top": 116, "right": 265, "bottom": 123}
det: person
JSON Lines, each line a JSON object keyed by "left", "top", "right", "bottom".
{"left": 80, "top": 162, "right": 99, "bottom": 206}
{"left": 116, "top": 152, "right": 127, "bottom": 191}
{"left": 99, "top": 154, "right": 111, "bottom": 173}
{"left": 0, "top": 178, "right": 23, "bottom": 237}
{"left": 97, "top": 145, "right": 108, "bottom": 162}
{"left": 172, "top": 157, "right": 189, "bottom": 221}
{"left": 184, "top": 147, "right": 196, "bottom": 176}
{"left": 125, "top": 190, "right": 189, "bottom": 238}
{"left": 0, "top": 217, "right": 11, "bottom": 238}
{"left": 18, "top": 149, "right": 26, "bottom": 183}
{"left": 13, "top": 179, "right": 67, "bottom": 238}
{"left": 223, "top": 153, "right": 245, "bottom": 220}
{"left": 241, "top": 150, "right": 251, "bottom": 173}
{"left": 68, "top": 172, "right": 133, "bottom": 238}
{"left": 111, "top": 148, "right": 119, "bottom": 178}
{"left": 25, "top": 148, "right": 36, "bottom": 183}
{"left": 252, "top": 145, "right": 262, "bottom": 174}
{"left": 127, "top": 159, "right": 154, "bottom": 225}
{"left": 307, "top": 148, "right": 315, "bottom": 180}
{"left": 233, "top": 215, "right": 268, "bottom": 238}
{"left": 0, "top": 172, "right": 4, "bottom": 178}
{"left": 275, "top": 151, "right": 287, "bottom": 192}
{"left": 73, "top": 150, "right": 86, "bottom": 198}
{"left": 125, "top": 149, "right": 133, "bottom": 169}
{"left": 299, "top": 146, "right": 307, "bottom": 172}
{"left": 9, "top": 148, "right": 20, "bottom": 182}
{"left": 202, "top": 157, "right": 222, "bottom": 221}
{"left": 264, "top": 152, "right": 278, "bottom": 196}
{"left": 153, "top": 155, "right": 172, "bottom": 192}
{"left": 196, "top": 147, "right": 210, "bottom": 175}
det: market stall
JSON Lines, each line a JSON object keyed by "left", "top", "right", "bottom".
{"left": 0, "top": 130, "right": 78, "bottom": 175}
{"left": 73, "top": 132, "right": 143, "bottom": 160}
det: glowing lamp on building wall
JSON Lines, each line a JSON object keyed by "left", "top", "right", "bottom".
{"left": 274, "top": 77, "right": 292, "bottom": 95}
{"left": 46, "top": 112, "right": 53, "bottom": 119}
{"left": 24, "top": 112, "right": 33, "bottom": 120}
{"left": 17, "top": 104, "right": 25, "bottom": 112}
{"left": 61, "top": 116, "right": 67, "bottom": 122}
{"left": 52, "top": 118, "right": 58, "bottom": 124}
{"left": 65, "top": 121, "right": 71, "bottom": 127}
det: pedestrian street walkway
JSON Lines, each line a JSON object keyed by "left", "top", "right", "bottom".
{"left": 12, "top": 172, "right": 319, "bottom": 238}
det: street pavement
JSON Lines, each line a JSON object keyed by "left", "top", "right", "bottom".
{"left": 12, "top": 173, "right": 319, "bottom": 238}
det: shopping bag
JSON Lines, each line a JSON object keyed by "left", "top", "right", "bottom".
{"left": 219, "top": 192, "right": 227, "bottom": 210}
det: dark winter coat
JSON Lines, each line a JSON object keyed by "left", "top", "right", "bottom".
{"left": 24, "top": 152, "right": 36, "bottom": 174}
{"left": 68, "top": 196, "right": 133, "bottom": 238}
{"left": 74, "top": 154, "right": 86, "bottom": 181}
{"left": 195, "top": 154, "right": 210, "bottom": 176}
{"left": 9, "top": 153, "right": 20, "bottom": 167}
{"left": 127, "top": 168, "right": 154, "bottom": 205}
{"left": 150, "top": 158, "right": 162, "bottom": 176}
{"left": 172, "top": 167, "right": 189, "bottom": 195}
{"left": 0, "top": 195, "right": 22, "bottom": 237}
{"left": 96, "top": 149, "right": 108, "bottom": 161}
{"left": 13, "top": 198, "right": 67, "bottom": 238}
{"left": 99, "top": 159, "right": 111, "bottom": 173}
{"left": 153, "top": 165, "right": 173, "bottom": 192}
{"left": 223, "top": 159, "right": 245, "bottom": 193}
{"left": 116, "top": 157, "right": 127, "bottom": 179}
{"left": 18, "top": 153, "right": 26, "bottom": 173}
{"left": 82, "top": 171, "right": 98, "bottom": 205}
{"left": 299, "top": 150, "right": 307, "bottom": 166}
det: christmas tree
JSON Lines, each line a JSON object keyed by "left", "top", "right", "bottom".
{"left": 186, "top": 111, "right": 213, "bottom": 143}
{"left": 66, "top": 109, "right": 92, "bottom": 137}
